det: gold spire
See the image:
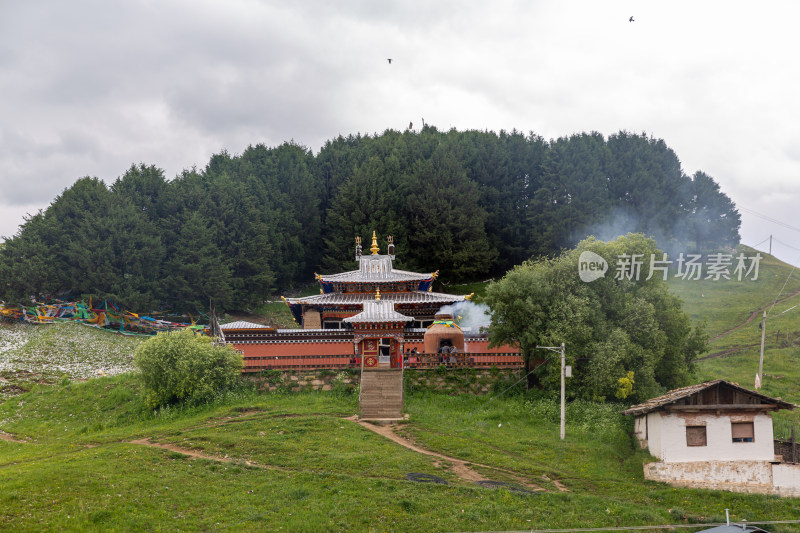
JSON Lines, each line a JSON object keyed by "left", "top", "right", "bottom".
{"left": 370, "top": 230, "right": 380, "bottom": 255}
{"left": 375, "top": 288, "right": 381, "bottom": 301}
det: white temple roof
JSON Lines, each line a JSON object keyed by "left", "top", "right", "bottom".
{"left": 343, "top": 300, "right": 413, "bottom": 323}
{"left": 319, "top": 255, "right": 433, "bottom": 283}
{"left": 220, "top": 321, "right": 272, "bottom": 330}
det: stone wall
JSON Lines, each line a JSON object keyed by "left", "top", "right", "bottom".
{"left": 404, "top": 368, "right": 523, "bottom": 396}
{"left": 244, "top": 367, "right": 522, "bottom": 395}
{"left": 245, "top": 369, "right": 360, "bottom": 393}
{"left": 644, "top": 460, "right": 800, "bottom": 497}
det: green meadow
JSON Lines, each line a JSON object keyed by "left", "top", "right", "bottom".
{"left": 3, "top": 377, "right": 800, "bottom": 532}
{"left": 1, "top": 245, "right": 800, "bottom": 531}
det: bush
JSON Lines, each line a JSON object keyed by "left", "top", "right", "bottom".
{"left": 134, "top": 329, "right": 243, "bottom": 409}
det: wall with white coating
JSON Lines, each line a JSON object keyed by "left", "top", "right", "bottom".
{"left": 647, "top": 412, "right": 774, "bottom": 463}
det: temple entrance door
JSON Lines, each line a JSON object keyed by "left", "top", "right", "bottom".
{"left": 378, "top": 338, "right": 391, "bottom": 365}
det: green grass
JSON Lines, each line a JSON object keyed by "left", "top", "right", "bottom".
{"left": 2, "top": 377, "right": 800, "bottom": 532}
{"left": 248, "top": 301, "right": 299, "bottom": 329}
{"left": 666, "top": 245, "right": 800, "bottom": 339}
{"left": 667, "top": 246, "right": 800, "bottom": 427}
{"left": 3, "top": 247, "right": 800, "bottom": 530}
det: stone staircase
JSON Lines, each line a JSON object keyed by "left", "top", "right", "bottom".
{"left": 359, "top": 369, "right": 403, "bottom": 420}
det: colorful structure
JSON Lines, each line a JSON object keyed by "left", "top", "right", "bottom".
{"left": 222, "top": 232, "right": 522, "bottom": 372}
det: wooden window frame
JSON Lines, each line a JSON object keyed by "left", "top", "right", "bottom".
{"left": 686, "top": 425, "right": 707, "bottom": 447}
{"left": 731, "top": 421, "right": 754, "bottom": 443}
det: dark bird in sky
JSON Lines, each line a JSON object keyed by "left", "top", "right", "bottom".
{"left": 387, "top": 58, "right": 392, "bottom": 64}
{"left": 629, "top": 16, "right": 634, "bottom": 22}
{"left": 408, "top": 122, "right": 413, "bottom": 130}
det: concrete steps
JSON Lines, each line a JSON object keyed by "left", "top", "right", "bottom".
{"left": 360, "top": 369, "right": 403, "bottom": 420}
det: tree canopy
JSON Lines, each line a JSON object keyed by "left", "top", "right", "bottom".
{"left": 484, "top": 234, "right": 707, "bottom": 401}
{"left": 0, "top": 128, "right": 741, "bottom": 313}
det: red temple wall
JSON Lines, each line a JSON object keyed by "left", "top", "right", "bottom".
{"left": 233, "top": 341, "right": 354, "bottom": 358}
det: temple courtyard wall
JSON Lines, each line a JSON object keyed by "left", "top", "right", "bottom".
{"left": 244, "top": 367, "right": 523, "bottom": 395}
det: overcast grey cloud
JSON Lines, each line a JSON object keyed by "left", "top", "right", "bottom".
{"left": 2, "top": 0, "right": 799, "bottom": 266}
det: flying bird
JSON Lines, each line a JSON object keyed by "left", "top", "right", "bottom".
{"left": 387, "top": 58, "right": 392, "bottom": 64}
{"left": 629, "top": 16, "right": 634, "bottom": 22}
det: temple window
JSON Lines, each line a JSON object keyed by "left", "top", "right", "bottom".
{"left": 323, "top": 319, "right": 343, "bottom": 330}
{"left": 379, "top": 338, "right": 391, "bottom": 356}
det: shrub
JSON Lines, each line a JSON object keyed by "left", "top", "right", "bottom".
{"left": 134, "top": 329, "right": 243, "bottom": 409}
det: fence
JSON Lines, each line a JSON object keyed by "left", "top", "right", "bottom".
{"left": 774, "top": 419, "right": 799, "bottom": 463}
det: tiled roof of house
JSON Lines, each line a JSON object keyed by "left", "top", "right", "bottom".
{"left": 623, "top": 379, "right": 795, "bottom": 416}
{"left": 284, "top": 291, "right": 464, "bottom": 306}
{"left": 343, "top": 301, "right": 413, "bottom": 324}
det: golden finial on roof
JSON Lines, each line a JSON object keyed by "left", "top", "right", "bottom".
{"left": 355, "top": 236, "right": 361, "bottom": 245}
{"left": 314, "top": 272, "right": 321, "bottom": 281}
{"left": 465, "top": 292, "right": 474, "bottom": 301}
{"left": 375, "top": 288, "right": 381, "bottom": 301}
{"left": 432, "top": 270, "right": 439, "bottom": 279}
{"left": 370, "top": 231, "right": 380, "bottom": 255}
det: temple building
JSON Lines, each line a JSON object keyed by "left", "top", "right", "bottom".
{"left": 282, "top": 233, "right": 465, "bottom": 330}
{"left": 222, "top": 232, "right": 521, "bottom": 372}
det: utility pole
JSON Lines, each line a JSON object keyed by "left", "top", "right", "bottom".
{"left": 537, "top": 343, "right": 567, "bottom": 440}
{"left": 758, "top": 311, "right": 766, "bottom": 388}
{"left": 560, "top": 342, "right": 565, "bottom": 440}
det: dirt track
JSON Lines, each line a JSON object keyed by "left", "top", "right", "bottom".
{"left": 349, "top": 416, "right": 558, "bottom": 491}
{"left": 710, "top": 289, "right": 800, "bottom": 342}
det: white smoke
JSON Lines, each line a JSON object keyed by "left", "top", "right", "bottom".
{"left": 437, "top": 301, "right": 491, "bottom": 332}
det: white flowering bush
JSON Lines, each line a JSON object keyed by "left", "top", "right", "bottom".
{"left": 134, "top": 329, "right": 243, "bottom": 409}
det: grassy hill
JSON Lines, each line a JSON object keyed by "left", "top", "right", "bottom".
{"left": 2, "top": 246, "right": 800, "bottom": 530}
{"left": 3, "top": 376, "right": 800, "bottom": 531}
{"left": 667, "top": 245, "right": 800, "bottom": 427}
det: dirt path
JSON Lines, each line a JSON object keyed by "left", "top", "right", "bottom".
{"left": 696, "top": 344, "right": 759, "bottom": 361}
{"left": 348, "top": 417, "right": 556, "bottom": 491}
{"left": 129, "top": 438, "right": 266, "bottom": 468}
{"left": 0, "top": 430, "right": 28, "bottom": 444}
{"left": 710, "top": 289, "right": 800, "bottom": 342}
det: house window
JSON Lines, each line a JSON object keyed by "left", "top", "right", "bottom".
{"left": 732, "top": 422, "right": 754, "bottom": 443}
{"left": 686, "top": 425, "right": 707, "bottom": 447}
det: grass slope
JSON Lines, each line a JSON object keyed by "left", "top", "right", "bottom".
{"left": 2, "top": 246, "right": 800, "bottom": 530}
{"left": 667, "top": 245, "right": 800, "bottom": 426}
{"left": 1, "top": 377, "right": 800, "bottom": 531}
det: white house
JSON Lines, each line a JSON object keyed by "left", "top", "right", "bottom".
{"left": 624, "top": 380, "right": 800, "bottom": 496}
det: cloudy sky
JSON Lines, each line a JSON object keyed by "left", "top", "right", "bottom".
{"left": 2, "top": 1, "right": 799, "bottom": 266}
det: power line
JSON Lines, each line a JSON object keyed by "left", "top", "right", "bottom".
{"left": 738, "top": 205, "right": 800, "bottom": 233}
{"left": 773, "top": 237, "right": 800, "bottom": 253}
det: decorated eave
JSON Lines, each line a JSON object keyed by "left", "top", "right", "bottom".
{"left": 622, "top": 380, "right": 796, "bottom": 416}
{"left": 342, "top": 300, "right": 413, "bottom": 325}
{"left": 282, "top": 290, "right": 465, "bottom": 324}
